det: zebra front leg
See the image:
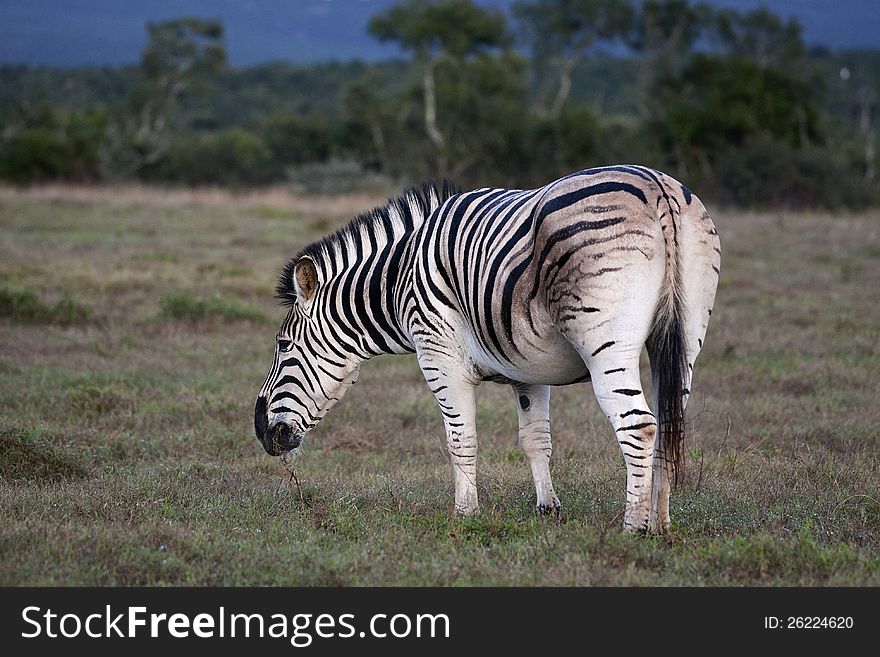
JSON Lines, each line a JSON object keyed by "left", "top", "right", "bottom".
{"left": 444, "top": 385, "right": 479, "bottom": 515}
{"left": 421, "top": 363, "right": 480, "bottom": 515}
{"left": 511, "top": 383, "right": 561, "bottom": 517}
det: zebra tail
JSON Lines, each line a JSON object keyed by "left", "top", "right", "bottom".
{"left": 647, "top": 266, "right": 688, "bottom": 487}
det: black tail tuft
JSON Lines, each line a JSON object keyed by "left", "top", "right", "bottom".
{"left": 647, "top": 293, "right": 688, "bottom": 486}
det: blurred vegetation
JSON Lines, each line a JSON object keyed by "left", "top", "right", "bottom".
{"left": 1, "top": 0, "right": 879, "bottom": 208}
{"left": 158, "top": 292, "right": 267, "bottom": 323}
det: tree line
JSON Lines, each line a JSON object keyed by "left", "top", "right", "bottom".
{"left": 1, "top": 0, "right": 878, "bottom": 208}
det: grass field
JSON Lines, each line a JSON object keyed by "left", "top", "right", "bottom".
{"left": 1, "top": 185, "right": 878, "bottom": 585}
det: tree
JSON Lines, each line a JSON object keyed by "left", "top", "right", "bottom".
{"left": 343, "top": 70, "right": 399, "bottom": 176}
{"left": 712, "top": 7, "right": 805, "bottom": 72}
{"left": 514, "top": 0, "right": 634, "bottom": 117}
{"left": 630, "top": 0, "right": 710, "bottom": 118}
{"left": 431, "top": 50, "right": 531, "bottom": 182}
{"left": 101, "top": 18, "right": 226, "bottom": 178}
{"left": 652, "top": 54, "right": 823, "bottom": 180}
{"left": 835, "top": 60, "right": 879, "bottom": 184}
{"left": 368, "top": 0, "right": 509, "bottom": 174}
{"left": 140, "top": 18, "right": 226, "bottom": 101}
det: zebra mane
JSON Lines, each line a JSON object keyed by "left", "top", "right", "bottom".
{"left": 275, "top": 179, "right": 458, "bottom": 306}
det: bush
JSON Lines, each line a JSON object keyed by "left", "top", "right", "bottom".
{"left": 0, "top": 107, "right": 105, "bottom": 184}
{"left": 717, "top": 137, "right": 877, "bottom": 209}
{"left": 150, "top": 129, "right": 273, "bottom": 186}
{"left": 654, "top": 54, "right": 823, "bottom": 160}
{"left": 0, "top": 286, "right": 91, "bottom": 325}
{"left": 263, "top": 114, "right": 334, "bottom": 171}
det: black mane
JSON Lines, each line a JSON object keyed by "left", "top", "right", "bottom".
{"left": 275, "top": 179, "right": 458, "bottom": 307}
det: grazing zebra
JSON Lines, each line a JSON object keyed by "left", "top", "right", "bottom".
{"left": 254, "top": 165, "right": 720, "bottom": 533}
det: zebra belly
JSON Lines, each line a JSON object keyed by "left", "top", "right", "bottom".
{"left": 469, "top": 326, "right": 590, "bottom": 386}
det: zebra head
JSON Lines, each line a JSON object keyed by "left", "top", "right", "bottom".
{"left": 254, "top": 256, "right": 361, "bottom": 456}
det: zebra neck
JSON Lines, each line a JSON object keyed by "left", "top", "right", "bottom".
{"left": 320, "top": 232, "right": 418, "bottom": 359}
{"left": 306, "top": 184, "right": 452, "bottom": 358}
{"left": 363, "top": 244, "right": 417, "bottom": 356}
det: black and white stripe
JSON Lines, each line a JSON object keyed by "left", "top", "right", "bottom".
{"left": 255, "top": 165, "right": 721, "bottom": 533}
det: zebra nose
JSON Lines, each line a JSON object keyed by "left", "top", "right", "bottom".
{"left": 254, "top": 396, "right": 269, "bottom": 443}
{"left": 262, "top": 421, "right": 302, "bottom": 455}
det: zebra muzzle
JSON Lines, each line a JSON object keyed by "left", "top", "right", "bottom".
{"left": 254, "top": 396, "right": 302, "bottom": 455}
{"left": 263, "top": 421, "right": 302, "bottom": 456}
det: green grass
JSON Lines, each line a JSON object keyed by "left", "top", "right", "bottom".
{"left": 0, "top": 427, "right": 88, "bottom": 483}
{"left": 0, "top": 190, "right": 878, "bottom": 585}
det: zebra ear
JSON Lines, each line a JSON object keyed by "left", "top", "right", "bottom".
{"left": 293, "top": 257, "right": 319, "bottom": 303}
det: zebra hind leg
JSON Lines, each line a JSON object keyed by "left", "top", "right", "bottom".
{"left": 648, "top": 305, "right": 708, "bottom": 534}
{"left": 647, "top": 362, "right": 689, "bottom": 534}
{"left": 585, "top": 349, "right": 657, "bottom": 532}
{"left": 511, "top": 383, "right": 561, "bottom": 517}
{"left": 648, "top": 202, "right": 721, "bottom": 533}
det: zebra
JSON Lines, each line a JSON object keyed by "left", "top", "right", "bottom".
{"left": 254, "top": 165, "right": 720, "bottom": 533}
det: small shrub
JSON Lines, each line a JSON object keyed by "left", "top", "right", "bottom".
{"left": 0, "top": 287, "right": 45, "bottom": 321}
{"left": 159, "top": 292, "right": 266, "bottom": 323}
{"left": 0, "top": 286, "right": 91, "bottom": 325}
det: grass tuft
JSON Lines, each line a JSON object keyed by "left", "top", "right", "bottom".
{"left": 67, "top": 384, "right": 136, "bottom": 417}
{"left": 0, "top": 285, "right": 91, "bottom": 325}
{"left": 0, "top": 427, "right": 88, "bottom": 483}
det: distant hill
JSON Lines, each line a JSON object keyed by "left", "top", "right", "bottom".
{"left": 1, "top": 0, "right": 879, "bottom": 68}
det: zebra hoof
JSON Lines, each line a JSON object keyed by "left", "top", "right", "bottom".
{"left": 647, "top": 520, "right": 671, "bottom": 535}
{"left": 454, "top": 503, "right": 480, "bottom": 517}
{"left": 536, "top": 499, "right": 562, "bottom": 521}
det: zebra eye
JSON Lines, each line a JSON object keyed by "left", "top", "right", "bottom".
{"left": 277, "top": 339, "right": 293, "bottom": 353}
